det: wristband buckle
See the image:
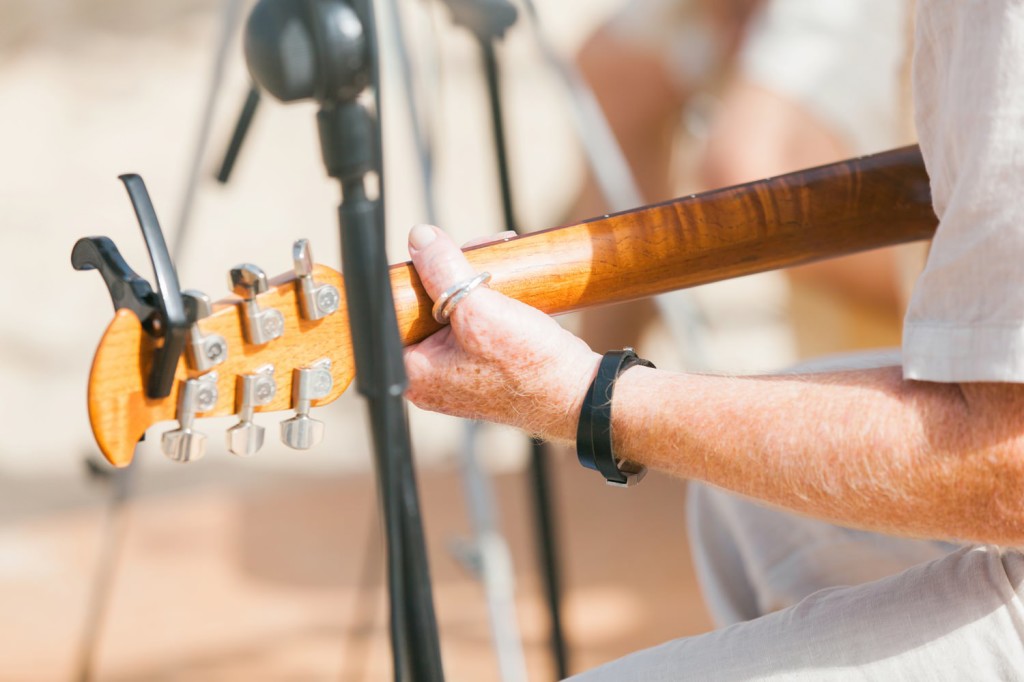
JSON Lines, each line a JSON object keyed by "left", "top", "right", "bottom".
{"left": 608, "top": 457, "right": 647, "bottom": 488}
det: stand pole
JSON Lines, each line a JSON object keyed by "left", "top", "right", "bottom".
{"left": 528, "top": 440, "right": 569, "bottom": 678}
{"left": 244, "top": 1, "right": 445, "bottom": 678}
{"left": 479, "top": 39, "right": 516, "bottom": 233}
{"left": 318, "top": 43, "right": 446, "bottom": 682}
{"left": 338, "top": 183, "right": 443, "bottom": 677}
{"left": 475, "top": 26, "right": 571, "bottom": 681}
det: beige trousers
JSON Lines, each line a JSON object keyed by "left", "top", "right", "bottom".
{"left": 570, "top": 483, "right": 1024, "bottom": 681}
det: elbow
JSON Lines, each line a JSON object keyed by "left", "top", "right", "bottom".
{"left": 982, "top": 474, "right": 1024, "bottom": 546}
{"left": 927, "top": 382, "right": 1024, "bottom": 545}
{"left": 954, "top": 446, "right": 1024, "bottom": 546}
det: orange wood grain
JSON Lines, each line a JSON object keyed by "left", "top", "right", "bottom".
{"left": 87, "top": 146, "right": 936, "bottom": 466}
{"left": 391, "top": 145, "right": 936, "bottom": 343}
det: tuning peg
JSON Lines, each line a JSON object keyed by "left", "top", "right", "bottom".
{"left": 161, "top": 372, "right": 219, "bottom": 463}
{"left": 226, "top": 365, "right": 276, "bottom": 456}
{"left": 280, "top": 359, "right": 333, "bottom": 449}
{"left": 182, "top": 290, "right": 228, "bottom": 372}
{"left": 293, "top": 239, "right": 340, "bottom": 321}
{"left": 229, "top": 263, "right": 285, "bottom": 345}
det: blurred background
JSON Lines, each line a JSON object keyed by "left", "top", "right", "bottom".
{"left": 0, "top": 0, "right": 923, "bottom": 679}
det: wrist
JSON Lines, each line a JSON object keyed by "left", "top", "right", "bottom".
{"left": 552, "top": 350, "right": 602, "bottom": 443}
{"left": 607, "top": 363, "right": 656, "bottom": 466}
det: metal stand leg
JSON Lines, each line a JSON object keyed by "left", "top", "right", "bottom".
{"left": 528, "top": 439, "right": 569, "bottom": 679}
{"left": 453, "top": 422, "right": 529, "bottom": 682}
{"left": 74, "top": 460, "right": 136, "bottom": 682}
{"left": 75, "top": 2, "right": 245, "bottom": 678}
{"left": 173, "top": 0, "right": 246, "bottom": 258}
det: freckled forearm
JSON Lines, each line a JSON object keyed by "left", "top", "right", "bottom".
{"left": 609, "top": 365, "right": 1024, "bottom": 544}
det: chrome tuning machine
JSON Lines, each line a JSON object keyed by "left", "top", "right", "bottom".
{"left": 226, "top": 365, "right": 277, "bottom": 457}
{"left": 161, "top": 372, "right": 219, "bottom": 463}
{"left": 182, "top": 290, "right": 227, "bottom": 372}
{"left": 280, "top": 359, "right": 333, "bottom": 450}
{"left": 229, "top": 263, "right": 285, "bottom": 345}
{"left": 293, "top": 239, "right": 340, "bottom": 321}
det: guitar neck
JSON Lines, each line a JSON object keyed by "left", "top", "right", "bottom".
{"left": 391, "top": 145, "right": 936, "bottom": 344}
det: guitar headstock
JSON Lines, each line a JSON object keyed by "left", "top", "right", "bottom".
{"left": 86, "top": 259, "right": 354, "bottom": 467}
{"left": 75, "top": 176, "right": 357, "bottom": 467}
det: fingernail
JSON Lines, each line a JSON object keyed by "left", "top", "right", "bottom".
{"left": 409, "top": 224, "right": 437, "bottom": 252}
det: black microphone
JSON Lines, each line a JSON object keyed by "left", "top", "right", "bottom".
{"left": 244, "top": 0, "right": 368, "bottom": 103}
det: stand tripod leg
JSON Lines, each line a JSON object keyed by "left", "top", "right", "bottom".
{"left": 173, "top": 0, "right": 246, "bottom": 258}
{"left": 215, "top": 85, "right": 260, "bottom": 184}
{"left": 74, "top": 461, "right": 136, "bottom": 682}
{"left": 75, "top": 3, "right": 246, "bottom": 678}
{"left": 456, "top": 421, "right": 529, "bottom": 682}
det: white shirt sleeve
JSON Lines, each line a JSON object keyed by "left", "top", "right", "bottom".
{"left": 902, "top": 0, "right": 1024, "bottom": 382}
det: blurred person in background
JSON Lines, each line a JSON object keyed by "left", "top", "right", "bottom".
{"left": 570, "top": 0, "right": 919, "bottom": 365}
{"left": 402, "top": 0, "right": 1024, "bottom": 677}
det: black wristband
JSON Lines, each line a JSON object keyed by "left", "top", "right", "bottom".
{"left": 576, "top": 348, "right": 655, "bottom": 487}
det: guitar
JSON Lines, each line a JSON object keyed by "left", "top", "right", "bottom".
{"left": 79, "top": 145, "right": 936, "bottom": 467}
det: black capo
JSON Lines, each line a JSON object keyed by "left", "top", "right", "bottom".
{"left": 71, "top": 175, "right": 189, "bottom": 399}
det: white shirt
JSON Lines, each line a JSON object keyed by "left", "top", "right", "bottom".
{"left": 903, "top": 0, "right": 1024, "bottom": 382}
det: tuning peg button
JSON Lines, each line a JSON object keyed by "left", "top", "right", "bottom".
{"left": 293, "top": 239, "right": 340, "bottom": 321}
{"left": 280, "top": 414, "right": 324, "bottom": 450}
{"left": 229, "top": 263, "right": 285, "bottom": 345}
{"left": 280, "top": 359, "right": 333, "bottom": 450}
{"left": 182, "top": 290, "right": 228, "bottom": 372}
{"left": 226, "top": 365, "right": 276, "bottom": 457}
{"left": 161, "top": 372, "right": 219, "bottom": 463}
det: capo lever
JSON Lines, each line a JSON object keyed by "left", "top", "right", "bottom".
{"left": 71, "top": 174, "right": 189, "bottom": 399}
{"left": 70, "top": 236, "right": 160, "bottom": 332}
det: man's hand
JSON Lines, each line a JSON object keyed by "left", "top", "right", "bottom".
{"left": 403, "top": 224, "right": 600, "bottom": 442}
{"left": 400, "top": 228, "right": 1024, "bottom": 546}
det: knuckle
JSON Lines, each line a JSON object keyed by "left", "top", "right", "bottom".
{"left": 404, "top": 349, "right": 432, "bottom": 384}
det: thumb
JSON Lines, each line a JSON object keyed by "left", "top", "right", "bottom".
{"left": 407, "top": 224, "right": 478, "bottom": 303}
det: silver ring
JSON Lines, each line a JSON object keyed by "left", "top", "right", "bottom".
{"left": 431, "top": 271, "right": 492, "bottom": 324}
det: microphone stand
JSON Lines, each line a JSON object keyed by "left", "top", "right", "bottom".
{"left": 244, "top": 1, "right": 444, "bottom": 679}
{"left": 438, "top": 1, "right": 569, "bottom": 677}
